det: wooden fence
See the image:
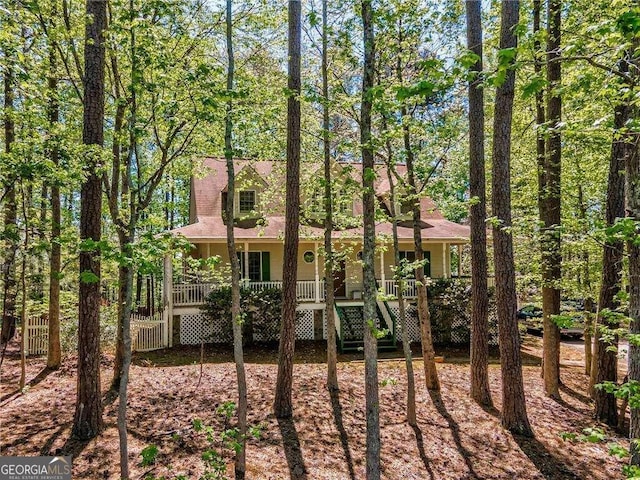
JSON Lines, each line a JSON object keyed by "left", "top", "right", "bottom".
{"left": 24, "top": 312, "right": 168, "bottom": 356}
{"left": 131, "top": 312, "right": 168, "bottom": 352}
{"left": 25, "top": 315, "right": 48, "bottom": 356}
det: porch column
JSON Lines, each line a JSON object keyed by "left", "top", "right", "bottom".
{"left": 379, "top": 246, "right": 386, "bottom": 293}
{"left": 206, "top": 242, "right": 211, "bottom": 259}
{"left": 457, "top": 244, "right": 462, "bottom": 277}
{"left": 442, "top": 244, "right": 448, "bottom": 279}
{"left": 163, "top": 253, "right": 173, "bottom": 347}
{"left": 244, "top": 241, "right": 249, "bottom": 284}
{"left": 314, "top": 242, "right": 321, "bottom": 302}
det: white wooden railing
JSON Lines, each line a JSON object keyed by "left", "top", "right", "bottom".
{"left": 173, "top": 283, "right": 216, "bottom": 306}
{"left": 296, "top": 281, "right": 317, "bottom": 301}
{"left": 378, "top": 279, "right": 418, "bottom": 298}
{"left": 173, "top": 280, "right": 326, "bottom": 306}
{"left": 131, "top": 312, "right": 167, "bottom": 352}
{"left": 248, "top": 281, "right": 283, "bottom": 291}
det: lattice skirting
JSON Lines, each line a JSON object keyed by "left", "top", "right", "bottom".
{"left": 180, "top": 312, "right": 226, "bottom": 345}
{"left": 387, "top": 302, "right": 421, "bottom": 343}
{"left": 179, "top": 308, "right": 319, "bottom": 345}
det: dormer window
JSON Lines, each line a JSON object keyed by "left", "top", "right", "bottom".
{"left": 239, "top": 190, "right": 256, "bottom": 213}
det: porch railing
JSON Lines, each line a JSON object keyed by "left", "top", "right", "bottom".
{"left": 378, "top": 279, "right": 418, "bottom": 299}
{"left": 173, "top": 283, "right": 216, "bottom": 306}
{"left": 173, "top": 279, "right": 326, "bottom": 306}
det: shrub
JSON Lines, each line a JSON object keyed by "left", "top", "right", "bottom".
{"left": 201, "top": 287, "right": 288, "bottom": 343}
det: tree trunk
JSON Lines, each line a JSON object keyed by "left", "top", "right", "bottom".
{"left": 1, "top": 64, "right": 17, "bottom": 347}
{"left": 466, "top": 0, "right": 492, "bottom": 407}
{"left": 361, "top": 2, "right": 380, "bottom": 478}
{"left": 385, "top": 156, "right": 417, "bottom": 426}
{"left": 73, "top": 0, "right": 106, "bottom": 441}
{"left": 46, "top": 32, "right": 62, "bottom": 368}
{"left": 322, "top": 0, "right": 338, "bottom": 393}
{"left": 274, "top": 0, "right": 301, "bottom": 420}
{"left": 625, "top": 46, "right": 640, "bottom": 462}
{"left": 117, "top": 248, "right": 134, "bottom": 480}
{"left": 396, "top": 33, "right": 439, "bottom": 393}
{"left": 627, "top": 139, "right": 640, "bottom": 464}
{"left": 540, "top": 0, "right": 562, "bottom": 399}
{"left": 578, "top": 184, "right": 594, "bottom": 376}
{"left": 109, "top": 70, "right": 127, "bottom": 390}
{"left": 224, "top": 2, "right": 248, "bottom": 477}
{"left": 491, "top": 0, "right": 533, "bottom": 437}
{"left": 594, "top": 97, "right": 628, "bottom": 426}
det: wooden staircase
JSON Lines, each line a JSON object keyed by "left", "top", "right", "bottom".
{"left": 335, "top": 302, "right": 396, "bottom": 353}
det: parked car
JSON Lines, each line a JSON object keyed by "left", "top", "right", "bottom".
{"left": 517, "top": 304, "right": 585, "bottom": 339}
{"left": 517, "top": 305, "right": 543, "bottom": 334}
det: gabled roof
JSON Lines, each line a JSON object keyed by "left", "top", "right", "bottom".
{"left": 176, "top": 157, "right": 469, "bottom": 242}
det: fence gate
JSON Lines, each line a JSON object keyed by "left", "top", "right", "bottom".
{"left": 25, "top": 316, "right": 48, "bottom": 356}
{"left": 131, "top": 312, "right": 169, "bottom": 352}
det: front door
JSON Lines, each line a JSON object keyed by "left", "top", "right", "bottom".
{"left": 333, "top": 260, "right": 346, "bottom": 298}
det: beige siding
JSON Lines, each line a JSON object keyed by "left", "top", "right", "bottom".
{"left": 195, "top": 239, "right": 452, "bottom": 281}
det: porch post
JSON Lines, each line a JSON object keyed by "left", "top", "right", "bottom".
{"left": 442, "top": 243, "right": 448, "bottom": 279}
{"left": 206, "top": 242, "right": 211, "bottom": 259}
{"left": 244, "top": 241, "right": 249, "bottom": 284}
{"left": 379, "top": 246, "right": 386, "bottom": 294}
{"left": 457, "top": 244, "right": 462, "bottom": 277}
{"left": 314, "top": 242, "right": 321, "bottom": 302}
{"left": 163, "top": 253, "right": 173, "bottom": 347}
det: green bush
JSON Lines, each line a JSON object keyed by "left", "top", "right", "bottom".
{"left": 424, "top": 279, "right": 498, "bottom": 346}
{"left": 201, "top": 287, "right": 287, "bottom": 343}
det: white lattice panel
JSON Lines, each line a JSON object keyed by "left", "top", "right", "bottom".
{"left": 180, "top": 313, "right": 226, "bottom": 344}
{"left": 323, "top": 309, "right": 327, "bottom": 340}
{"left": 389, "top": 304, "right": 421, "bottom": 343}
{"left": 295, "top": 309, "right": 315, "bottom": 340}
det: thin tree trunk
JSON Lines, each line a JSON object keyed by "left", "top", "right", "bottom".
{"left": 225, "top": 2, "right": 248, "bottom": 477}
{"left": 117, "top": 244, "right": 134, "bottom": 480}
{"left": 322, "top": 0, "right": 338, "bottom": 393}
{"left": 395, "top": 28, "right": 439, "bottom": 392}
{"left": 274, "top": 0, "right": 301, "bottom": 420}
{"left": 466, "top": 0, "right": 492, "bottom": 407}
{"left": 385, "top": 152, "right": 417, "bottom": 426}
{"left": 47, "top": 15, "right": 62, "bottom": 369}
{"left": 578, "top": 184, "right": 593, "bottom": 376}
{"left": 19, "top": 183, "right": 29, "bottom": 391}
{"left": 540, "top": 0, "right": 562, "bottom": 399}
{"left": 73, "top": 0, "right": 106, "bottom": 441}
{"left": 492, "top": 0, "right": 533, "bottom": 437}
{"left": 361, "top": 2, "right": 380, "bottom": 477}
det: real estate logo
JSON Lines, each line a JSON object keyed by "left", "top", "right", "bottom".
{"left": 0, "top": 456, "right": 72, "bottom": 480}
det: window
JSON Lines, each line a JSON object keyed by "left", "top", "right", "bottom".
{"left": 237, "top": 251, "right": 270, "bottom": 281}
{"left": 303, "top": 251, "right": 315, "bottom": 264}
{"left": 399, "top": 250, "right": 431, "bottom": 277}
{"left": 238, "top": 190, "right": 255, "bottom": 213}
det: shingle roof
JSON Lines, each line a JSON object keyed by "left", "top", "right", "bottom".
{"left": 175, "top": 157, "right": 469, "bottom": 242}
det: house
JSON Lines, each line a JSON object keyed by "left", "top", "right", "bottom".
{"left": 162, "top": 157, "right": 470, "bottom": 350}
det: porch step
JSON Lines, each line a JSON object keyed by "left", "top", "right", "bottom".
{"left": 340, "top": 338, "right": 397, "bottom": 353}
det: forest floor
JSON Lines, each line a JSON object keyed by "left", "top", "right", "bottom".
{"left": 0, "top": 335, "right": 629, "bottom": 480}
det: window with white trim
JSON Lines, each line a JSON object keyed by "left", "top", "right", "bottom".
{"left": 238, "top": 190, "right": 256, "bottom": 213}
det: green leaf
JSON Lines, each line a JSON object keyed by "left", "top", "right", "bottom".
{"left": 522, "top": 76, "right": 546, "bottom": 99}
{"left": 79, "top": 271, "right": 99, "bottom": 284}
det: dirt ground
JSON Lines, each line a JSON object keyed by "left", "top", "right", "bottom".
{"left": 0, "top": 336, "right": 629, "bottom": 479}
